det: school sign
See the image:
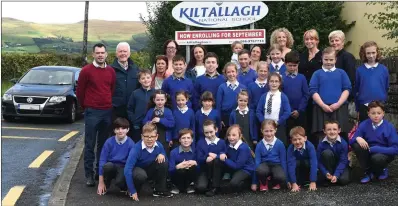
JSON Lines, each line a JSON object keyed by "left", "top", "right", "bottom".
{"left": 172, "top": 2, "right": 269, "bottom": 45}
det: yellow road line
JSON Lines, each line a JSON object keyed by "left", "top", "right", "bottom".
{"left": 2, "top": 136, "right": 55, "bottom": 140}
{"left": 28, "top": 150, "right": 54, "bottom": 168}
{"left": 2, "top": 185, "right": 26, "bottom": 206}
{"left": 58, "top": 131, "right": 79, "bottom": 142}
{"left": 2, "top": 126, "right": 69, "bottom": 132}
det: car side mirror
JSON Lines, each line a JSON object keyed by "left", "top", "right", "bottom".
{"left": 10, "top": 78, "right": 18, "bottom": 84}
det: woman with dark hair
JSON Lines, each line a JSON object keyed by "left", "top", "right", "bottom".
{"left": 250, "top": 45, "right": 263, "bottom": 72}
{"left": 186, "top": 44, "right": 207, "bottom": 83}
{"left": 152, "top": 39, "right": 179, "bottom": 75}
{"left": 151, "top": 55, "right": 172, "bottom": 89}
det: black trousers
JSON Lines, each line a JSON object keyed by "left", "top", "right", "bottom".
{"left": 220, "top": 113, "right": 230, "bottom": 139}
{"left": 256, "top": 163, "right": 286, "bottom": 186}
{"left": 132, "top": 161, "right": 168, "bottom": 193}
{"left": 196, "top": 159, "right": 223, "bottom": 192}
{"left": 171, "top": 166, "right": 197, "bottom": 192}
{"left": 295, "top": 159, "right": 310, "bottom": 186}
{"left": 224, "top": 168, "right": 251, "bottom": 193}
{"left": 276, "top": 124, "right": 288, "bottom": 148}
{"left": 317, "top": 149, "right": 350, "bottom": 186}
{"left": 286, "top": 111, "right": 307, "bottom": 139}
{"left": 131, "top": 127, "right": 142, "bottom": 143}
{"left": 103, "top": 162, "right": 127, "bottom": 190}
{"left": 352, "top": 143, "right": 394, "bottom": 176}
{"left": 358, "top": 104, "right": 368, "bottom": 123}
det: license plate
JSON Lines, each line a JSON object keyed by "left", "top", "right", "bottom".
{"left": 18, "top": 104, "right": 40, "bottom": 110}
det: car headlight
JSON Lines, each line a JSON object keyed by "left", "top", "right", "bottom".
{"left": 2, "top": 94, "right": 12, "bottom": 101}
{"left": 49, "top": 96, "right": 66, "bottom": 103}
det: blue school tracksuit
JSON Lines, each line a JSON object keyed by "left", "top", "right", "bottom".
{"left": 194, "top": 73, "right": 226, "bottom": 109}
{"left": 124, "top": 141, "right": 166, "bottom": 195}
{"left": 247, "top": 81, "right": 269, "bottom": 110}
{"left": 256, "top": 91, "right": 291, "bottom": 126}
{"left": 229, "top": 109, "right": 258, "bottom": 141}
{"left": 269, "top": 63, "right": 287, "bottom": 74}
{"left": 281, "top": 73, "right": 309, "bottom": 113}
{"left": 287, "top": 141, "right": 318, "bottom": 184}
{"left": 354, "top": 63, "right": 389, "bottom": 111}
{"left": 317, "top": 137, "right": 349, "bottom": 178}
{"left": 216, "top": 82, "right": 247, "bottom": 121}
{"left": 237, "top": 68, "right": 257, "bottom": 87}
{"left": 162, "top": 75, "right": 196, "bottom": 110}
{"left": 350, "top": 119, "right": 398, "bottom": 156}
{"left": 195, "top": 108, "right": 222, "bottom": 140}
{"left": 142, "top": 107, "right": 175, "bottom": 142}
{"left": 172, "top": 107, "right": 195, "bottom": 140}
{"left": 225, "top": 141, "right": 255, "bottom": 175}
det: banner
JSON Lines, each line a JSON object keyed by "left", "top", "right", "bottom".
{"left": 175, "top": 29, "right": 266, "bottom": 45}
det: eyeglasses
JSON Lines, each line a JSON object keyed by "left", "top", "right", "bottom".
{"left": 142, "top": 135, "right": 157, "bottom": 140}
{"left": 167, "top": 47, "right": 176, "bottom": 50}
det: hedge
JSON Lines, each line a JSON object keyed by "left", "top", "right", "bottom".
{"left": 1, "top": 51, "right": 151, "bottom": 81}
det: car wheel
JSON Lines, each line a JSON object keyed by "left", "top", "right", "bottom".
{"left": 66, "top": 101, "right": 76, "bottom": 123}
{"left": 3, "top": 115, "right": 15, "bottom": 122}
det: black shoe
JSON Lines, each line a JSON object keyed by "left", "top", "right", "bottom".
{"left": 205, "top": 188, "right": 218, "bottom": 197}
{"left": 153, "top": 190, "right": 173, "bottom": 197}
{"left": 86, "top": 175, "right": 95, "bottom": 187}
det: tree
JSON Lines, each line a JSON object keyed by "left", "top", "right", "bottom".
{"left": 141, "top": 1, "right": 355, "bottom": 70}
{"left": 365, "top": 2, "right": 398, "bottom": 56}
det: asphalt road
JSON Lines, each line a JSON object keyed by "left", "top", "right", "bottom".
{"left": 1, "top": 117, "right": 85, "bottom": 205}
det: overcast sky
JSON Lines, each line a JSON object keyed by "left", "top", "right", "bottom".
{"left": 1, "top": 2, "right": 151, "bottom": 23}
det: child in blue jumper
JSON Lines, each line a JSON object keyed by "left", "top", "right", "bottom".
{"left": 220, "top": 125, "right": 255, "bottom": 193}
{"left": 350, "top": 101, "right": 398, "bottom": 183}
{"left": 229, "top": 90, "right": 258, "bottom": 150}
{"left": 248, "top": 61, "right": 269, "bottom": 110}
{"left": 124, "top": 122, "right": 172, "bottom": 201}
{"left": 268, "top": 44, "right": 287, "bottom": 75}
{"left": 195, "top": 91, "right": 222, "bottom": 140}
{"left": 253, "top": 119, "right": 287, "bottom": 192}
{"left": 282, "top": 51, "right": 309, "bottom": 138}
{"left": 143, "top": 90, "right": 175, "bottom": 156}
{"left": 194, "top": 52, "right": 226, "bottom": 111}
{"left": 196, "top": 119, "right": 227, "bottom": 197}
{"left": 256, "top": 73, "right": 291, "bottom": 147}
{"left": 317, "top": 120, "right": 350, "bottom": 186}
{"left": 173, "top": 91, "right": 195, "bottom": 145}
{"left": 237, "top": 49, "right": 257, "bottom": 86}
{"left": 169, "top": 128, "right": 198, "bottom": 194}
{"left": 127, "top": 69, "right": 155, "bottom": 143}
{"left": 162, "top": 55, "right": 196, "bottom": 110}
{"left": 355, "top": 41, "right": 389, "bottom": 123}
{"left": 217, "top": 62, "right": 247, "bottom": 139}
{"left": 97, "top": 118, "right": 135, "bottom": 195}
{"left": 287, "top": 126, "right": 318, "bottom": 192}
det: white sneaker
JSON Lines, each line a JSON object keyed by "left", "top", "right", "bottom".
{"left": 186, "top": 186, "right": 195, "bottom": 194}
{"left": 171, "top": 188, "right": 180, "bottom": 194}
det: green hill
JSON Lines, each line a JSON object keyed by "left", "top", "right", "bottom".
{"left": 1, "top": 17, "right": 149, "bottom": 53}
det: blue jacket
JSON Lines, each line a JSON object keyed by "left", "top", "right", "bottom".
{"left": 256, "top": 92, "right": 291, "bottom": 126}
{"left": 229, "top": 109, "right": 258, "bottom": 141}
{"left": 127, "top": 87, "right": 155, "bottom": 128}
{"left": 111, "top": 58, "right": 140, "bottom": 107}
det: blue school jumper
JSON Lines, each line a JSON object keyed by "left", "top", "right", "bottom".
{"left": 229, "top": 109, "right": 258, "bottom": 141}
{"left": 317, "top": 137, "right": 349, "bottom": 178}
{"left": 281, "top": 73, "right": 309, "bottom": 113}
{"left": 99, "top": 136, "right": 135, "bottom": 176}
{"left": 247, "top": 81, "right": 269, "bottom": 110}
{"left": 350, "top": 119, "right": 398, "bottom": 156}
{"left": 354, "top": 63, "right": 389, "bottom": 111}
{"left": 161, "top": 75, "right": 196, "bottom": 110}
{"left": 124, "top": 140, "right": 166, "bottom": 194}
{"left": 195, "top": 108, "right": 222, "bottom": 140}
{"left": 237, "top": 68, "right": 257, "bottom": 87}
{"left": 256, "top": 91, "right": 291, "bottom": 126}
{"left": 169, "top": 146, "right": 198, "bottom": 175}
{"left": 196, "top": 138, "right": 227, "bottom": 166}
{"left": 216, "top": 82, "right": 247, "bottom": 120}
{"left": 127, "top": 87, "right": 155, "bottom": 129}
{"left": 172, "top": 107, "right": 195, "bottom": 140}
{"left": 225, "top": 141, "right": 255, "bottom": 175}
{"left": 142, "top": 107, "right": 175, "bottom": 142}
{"left": 194, "top": 73, "right": 226, "bottom": 109}
{"left": 287, "top": 141, "right": 318, "bottom": 183}
{"left": 269, "top": 63, "right": 287, "bottom": 74}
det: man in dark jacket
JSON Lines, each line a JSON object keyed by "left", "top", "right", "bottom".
{"left": 110, "top": 42, "right": 140, "bottom": 136}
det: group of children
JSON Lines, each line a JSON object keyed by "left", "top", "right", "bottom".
{"left": 96, "top": 40, "right": 397, "bottom": 201}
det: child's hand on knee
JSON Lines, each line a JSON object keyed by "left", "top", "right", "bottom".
{"left": 220, "top": 154, "right": 227, "bottom": 161}
{"left": 206, "top": 156, "right": 214, "bottom": 163}
{"left": 156, "top": 154, "right": 165, "bottom": 163}
{"left": 331, "top": 176, "right": 337, "bottom": 183}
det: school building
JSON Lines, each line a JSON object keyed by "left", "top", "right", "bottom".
{"left": 341, "top": 2, "right": 397, "bottom": 58}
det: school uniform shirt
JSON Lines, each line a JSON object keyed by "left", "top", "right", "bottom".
{"left": 229, "top": 107, "right": 258, "bottom": 141}
{"left": 98, "top": 136, "right": 135, "bottom": 176}
{"left": 161, "top": 74, "right": 196, "bottom": 110}
{"left": 282, "top": 72, "right": 309, "bottom": 112}
{"left": 196, "top": 137, "right": 226, "bottom": 165}
{"left": 124, "top": 140, "right": 166, "bottom": 195}
{"left": 354, "top": 63, "right": 389, "bottom": 111}
{"left": 287, "top": 141, "right": 318, "bottom": 183}
{"left": 247, "top": 79, "right": 269, "bottom": 110}
{"left": 225, "top": 140, "right": 255, "bottom": 175}
{"left": 309, "top": 67, "right": 352, "bottom": 105}
{"left": 317, "top": 136, "right": 348, "bottom": 178}
{"left": 195, "top": 108, "right": 222, "bottom": 139}
{"left": 127, "top": 87, "right": 155, "bottom": 128}
{"left": 169, "top": 146, "right": 198, "bottom": 174}
{"left": 194, "top": 73, "right": 226, "bottom": 110}
{"left": 350, "top": 119, "right": 398, "bottom": 156}
{"left": 172, "top": 106, "right": 195, "bottom": 140}
{"left": 269, "top": 61, "right": 287, "bottom": 74}
{"left": 216, "top": 81, "right": 247, "bottom": 116}
{"left": 237, "top": 68, "right": 257, "bottom": 87}
{"left": 256, "top": 91, "right": 291, "bottom": 126}
{"left": 142, "top": 107, "right": 175, "bottom": 142}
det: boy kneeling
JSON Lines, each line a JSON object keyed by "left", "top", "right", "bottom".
{"left": 124, "top": 122, "right": 172, "bottom": 201}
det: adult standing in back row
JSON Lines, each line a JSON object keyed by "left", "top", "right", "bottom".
{"left": 110, "top": 42, "right": 140, "bottom": 136}
{"left": 76, "top": 43, "right": 116, "bottom": 187}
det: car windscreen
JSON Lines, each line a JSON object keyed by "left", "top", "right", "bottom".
{"left": 19, "top": 69, "right": 74, "bottom": 85}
